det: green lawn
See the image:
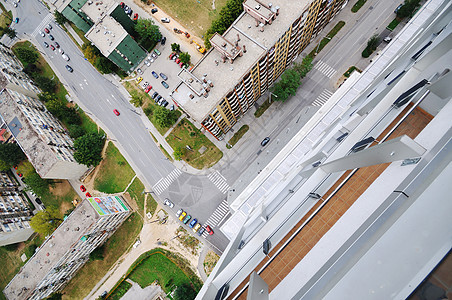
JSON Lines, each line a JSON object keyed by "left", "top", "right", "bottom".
{"left": 108, "top": 280, "right": 132, "bottom": 300}
{"left": 351, "top": 0, "right": 367, "bottom": 13}
{"left": 146, "top": 195, "right": 158, "bottom": 215}
{"left": 79, "top": 110, "right": 100, "bottom": 134}
{"left": 308, "top": 21, "right": 345, "bottom": 58}
{"left": 387, "top": 18, "right": 401, "bottom": 31}
{"left": 166, "top": 118, "right": 223, "bottom": 169}
{"left": 0, "top": 3, "right": 12, "bottom": 29}
{"left": 254, "top": 99, "right": 273, "bottom": 118}
{"left": 151, "top": 0, "right": 228, "bottom": 37}
{"left": 126, "top": 177, "right": 146, "bottom": 213}
{"left": 93, "top": 142, "right": 135, "bottom": 193}
{"left": 62, "top": 212, "right": 143, "bottom": 300}
{"left": 227, "top": 125, "right": 249, "bottom": 148}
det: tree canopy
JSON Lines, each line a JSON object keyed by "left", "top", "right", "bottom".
{"left": 94, "top": 56, "right": 115, "bottom": 74}
{"left": 397, "top": 0, "right": 421, "bottom": 18}
{"left": 0, "top": 143, "right": 25, "bottom": 170}
{"left": 179, "top": 52, "right": 190, "bottom": 65}
{"left": 54, "top": 11, "right": 68, "bottom": 26}
{"left": 152, "top": 106, "right": 179, "bottom": 128}
{"left": 171, "top": 43, "right": 180, "bottom": 52}
{"left": 135, "top": 19, "right": 162, "bottom": 45}
{"left": 23, "top": 171, "right": 49, "bottom": 196}
{"left": 272, "top": 69, "right": 301, "bottom": 102}
{"left": 30, "top": 207, "right": 63, "bottom": 236}
{"left": 173, "top": 283, "right": 197, "bottom": 300}
{"left": 14, "top": 47, "right": 38, "bottom": 65}
{"left": 73, "top": 133, "right": 105, "bottom": 167}
{"left": 173, "top": 147, "right": 185, "bottom": 161}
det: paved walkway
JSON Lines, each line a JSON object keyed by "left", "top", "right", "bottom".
{"left": 64, "top": 23, "right": 84, "bottom": 47}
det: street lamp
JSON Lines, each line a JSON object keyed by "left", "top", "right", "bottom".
{"left": 314, "top": 36, "right": 332, "bottom": 56}
{"left": 269, "top": 92, "right": 278, "bottom": 103}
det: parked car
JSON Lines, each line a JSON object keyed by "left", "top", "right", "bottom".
{"left": 127, "top": 8, "right": 133, "bottom": 16}
{"left": 133, "top": 13, "right": 138, "bottom": 21}
{"left": 65, "top": 65, "right": 73, "bottom": 72}
{"left": 113, "top": 109, "right": 120, "bottom": 116}
{"left": 144, "top": 60, "right": 151, "bottom": 66}
{"left": 161, "top": 81, "right": 169, "bottom": 89}
{"left": 49, "top": 34, "right": 54, "bottom": 41}
{"left": 159, "top": 73, "right": 168, "bottom": 80}
{"left": 43, "top": 42, "right": 49, "bottom": 48}
{"left": 179, "top": 61, "right": 184, "bottom": 68}
{"left": 169, "top": 52, "right": 176, "bottom": 60}
{"left": 261, "top": 137, "right": 270, "bottom": 146}
{"left": 176, "top": 208, "right": 183, "bottom": 218}
{"left": 54, "top": 42, "right": 60, "bottom": 48}
{"left": 62, "top": 53, "right": 70, "bottom": 61}
{"left": 189, "top": 218, "right": 197, "bottom": 228}
{"left": 183, "top": 214, "right": 191, "bottom": 224}
{"left": 170, "top": 104, "right": 175, "bottom": 111}
{"left": 40, "top": 31, "right": 45, "bottom": 37}
{"left": 151, "top": 71, "right": 159, "bottom": 79}
{"left": 164, "top": 198, "right": 174, "bottom": 208}
{"left": 197, "top": 227, "right": 205, "bottom": 236}
{"left": 14, "top": 18, "right": 19, "bottom": 23}
{"left": 136, "top": 68, "right": 143, "bottom": 75}
{"left": 161, "top": 37, "right": 166, "bottom": 45}
{"left": 162, "top": 100, "right": 169, "bottom": 107}
{"left": 50, "top": 45, "right": 55, "bottom": 51}
{"left": 154, "top": 49, "right": 161, "bottom": 56}
{"left": 133, "top": 239, "right": 141, "bottom": 248}
{"left": 151, "top": 91, "right": 158, "bottom": 99}
{"left": 85, "top": 192, "right": 92, "bottom": 197}
{"left": 383, "top": 36, "right": 392, "bottom": 43}
{"left": 35, "top": 198, "right": 42, "bottom": 205}
{"left": 193, "top": 223, "right": 201, "bottom": 233}
{"left": 145, "top": 85, "right": 152, "bottom": 93}
{"left": 136, "top": 76, "right": 143, "bottom": 83}
{"left": 161, "top": 17, "right": 170, "bottom": 23}
{"left": 120, "top": 2, "right": 124, "bottom": 8}
{"left": 80, "top": 185, "right": 86, "bottom": 192}
{"left": 175, "top": 58, "right": 181, "bottom": 64}
{"left": 48, "top": 24, "right": 52, "bottom": 30}
{"left": 155, "top": 95, "right": 162, "bottom": 102}
{"left": 44, "top": 28, "right": 50, "bottom": 34}
{"left": 151, "top": 8, "right": 158, "bottom": 14}
{"left": 179, "top": 211, "right": 186, "bottom": 221}
{"left": 206, "top": 225, "right": 214, "bottom": 235}
{"left": 394, "top": 3, "right": 403, "bottom": 13}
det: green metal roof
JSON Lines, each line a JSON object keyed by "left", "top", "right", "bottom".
{"left": 109, "top": 5, "right": 137, "bottom": 35}
{"left": 61, "top": 0, "right": 93, "bottom": 33}
{"left": 108, "top": 35, "right": 146, "bottom": 72}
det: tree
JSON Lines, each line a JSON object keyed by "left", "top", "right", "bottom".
{"left": 173, "top": 147, "right": 185, "bottom": 161}
{"left": 61, "top": 106, "right": 81, "bottom": 125}
{"left": 94, "top": 56, "right": 115, "bottom": 74}
{"left": 24, "top": 171, "right": 49, "bottom": 197}
{"left": 73, "top": 133, "right": 105, "bottom": 167}
{"left": 38, "top": 92, "right": 58, "bottom": 103}
{"left": 293, "top": 56, "right": 313, "bottom": 78}
{"left": 82, "top": 43, "right": 100, "bottom": 64}
{"left": 272, "top": 69, "right": 301, "bottom": 102}
{"left": 130, "top": 94, "right": 143, "bottom": 107}
{"left": 5, "top": 27, "right": 16, "bottom": 39}
{"left": 367, "top": 34, "right": 380, "bottom": 51}
{"left": 396, "top": 0, "right": 420, "bottom": 19}
{"left": 46, "top": 292, "right": 63, "bottom": 300}
{"left": 89, "top": 245, "right": 105, "bottom": 261}
{"left": 14, "top": 47, "right": 38, "bottom": 65}
{"left": 30, "top": 207, "right": 63, "bottom": 236}
{"left": 68, "top": 124, "right": 86, "bottom": 139}
{"left": 0, "top": 143, "right": 25, "bottom": 170}
{"left": 33, "top": 75, "right": 56, "bottom": 93}
{"left": 135, "top": 19, "right": 161, "bottom": 44}
{"left": 173, "top": 283, "right": 197, "bottom": 300}
{"left": 152, "top": 106, "right": 178, "bottom": 128}
{"left": 171, "top": 43, "right": 180, "bottom": 52}
{"left": 46, "top": 99, "right": 66, "bottom": 119}
{"left": 179, "top": 52, "right": 190, "bottom": 65}
{"left": 54, "top": 11, "right": 68, "bottom": 26}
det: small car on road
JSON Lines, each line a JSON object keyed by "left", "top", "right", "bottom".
{"left": 176, "top": 209, "right": 183, "bottom": 218}
{"left": 179, "top": 211, "right": 187, "bottom": 221}
{"left": 183, "top": 214, "right": 191, "bottom": 224}
{"left": 193, "top": 223, "right": 201, "bottom": 233}
{"left": 135, "top": 77, "right": 143, "bottom": 83}
{"left": 48, "top": 24, "right": 52, "bottom": 30}
{"left": 65, "top": 65, "right": 73, "bottom": 72}
{"left": 40, "top": 31, "right": 45, "bottom": 37}
{"left": 151, "top": 71, "right": 159, "bottom": 79}
{"left": 144, "top": 85, "right": 152, "bottom": 93}
{"left": 189, "top": 218, "right": 197, "bottom": 228}
{"left": 197, "top": 227, "right": 205, "bottom": 236}
{"left": 161, "top": 37, "right": 166, "bottom": 45}
{"left": 43, "top": 42, "right": 49, "bottom": 48}
{"left": 159, "top": 73, "right": 168, "bottom": 80}
{"left": 151, "top": 8, "right": 158, "bottom": 14}
{"left": 133, "top": 13, "right": 138, "bottom": 21}
{"left": 14, "top": 18, "right": 19, "bottom": 23}
{"left": 50, "top": 45, "right": 55, "bottom": 51}
{"left": 113, "top": 109, "right": 120, "bottom": 116}
{"left": 85, "top": 192, "right": 92, "bottom": 197}
{"left": 136, "top": 68, "right": 143, "bottom": 75}
{"left": 35, "top": 198, "right": 43, "bottom": 205}
{"left": 54, "top": 42, "right": 60, "bottom": 48}
{"left": 161, "top": 81, "right": 169, "bottom": 89}
{"left": 154, "top": 49, "right": 161, "bottom": 56}
{"left": 261, "top": 137, "right": 270, "bottom": 146}
{"left": 80, "top": 185, "right": 86, "bottom": 192}
{"left": 161, "top": 17, "right": 170, "bottom": 23}
{"left": 62, "top": 53, "right": 70, "bottom": 61}
{"left": 164, "top": 198, "right": 174, "bottom": 208}
{"left": 49, "top": 34, "right": 54, "bottom": 41}
{"left": 44, "top": 28, "right": 50, "bottom": 34}
{"left": 206, "top": 225, "right": 214, "bottom": 235}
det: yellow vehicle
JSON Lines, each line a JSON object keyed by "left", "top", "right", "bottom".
{"left": 179, "top": 211, "right": 187, "bottom": 221}
{"left": 136, "top": 76, "right": 143, "bottom": 84}
{"left": 193, "top": 223, "right": 201, "bottom": 233}
{"left": 192, "top": 40, "right": 206, "bottom": 54}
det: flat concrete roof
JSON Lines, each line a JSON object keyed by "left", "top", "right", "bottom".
{"left": 82, "top": 0, "right": 117, "bottom": 21}
{"left": 85, "top": 16, "right": 128, "bottom": 57}
{"left": 3, "top": 199, "right": 100, "bottom": 300}
{"left": 171, "top": 0, "right": 310, "bottom": 122}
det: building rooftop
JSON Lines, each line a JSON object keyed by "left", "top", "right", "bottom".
{"left": 85, "top": 15, "right": 128, "bottom": 57}
{"left": 81, "top": 0, "right": 117, "bottom": 21}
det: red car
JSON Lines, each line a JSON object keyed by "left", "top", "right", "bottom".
{"left": 133, "top": 13, "right": 138, "bottom": 21}
{"left": 206, "top": 225, "right": 214, "bottom": 235}
{"left": 175, "top": 58, "right": 181, "bottom": 64}
{"left": 113, "top": 109, "right": 120, "bottom": 116}
{"left": 44, "top": 28, "right": 50, "bottom": 34}
{"left": 145, "top": 85, "right": 152, "bottom": 93}
{"left": 85, "top": 192, "right": 92, "bottom": 197}
{"left": 50, "top": 45, "right": 55, "bottom": 51}
{"left": 80, "top": 185, "right": 86, "bottom": 192}
{"left": 179, "top": 62, "right": 184, "bottom": 68}
{"left": 169, "top": 52, "right": 176, "bottom": 60}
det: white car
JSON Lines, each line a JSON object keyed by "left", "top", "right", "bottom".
{"left": 40, "top": 31, "right": 45, "bottom": 37}
{"left": 176, "top": 208, "right": 183, "bottom": 217}
{"left": 133, "top": 239, "right": 141, "bottom": 248}
{"left": 62, "top": 53, "right": 70, "bottom": 61}
{"left": 144, "top": 60, "right": 151, "bottom": 67}
{"left": 164, "top": 198, "right": 174, "bottom": 208}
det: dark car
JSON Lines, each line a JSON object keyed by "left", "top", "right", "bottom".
{"left": 35, "top": 198, "right": 42, "bottom": 205}
{"left": 54, "top": 42, "right": 60, "bottom": 48}
{"left": 120, "top": 2, "right": 124, "bottom": 8}
{"left": 50, "top": 45, "right": 55, "bottom": 51}
{"left": 161, "top": 37, "right": 166, "bottom": 45}
{"left": 65, "top": 65, "right": 73, "bottom": 72}
{"left": 43, "top": 42, "right": 49, "bottom": 48}
{"left": 151, "top": 8, "right": 158, "bottom": 14}
{"left": 151, "top": 91, "right": 158, "bottom": 99}
{"left": 189, "top": 218, "right": 197, "bottom": 228}
{"left": 49, "top": 34, "right": 54, "bottom": 41}
{"left": 261, "top": 137, "right": 270, "bottom": 146}
{"left": 160, "top": 73, "right": 168, "bottom": 81}
{"left": 151, "top": 71, "right": 159, "bottom": 79}
{"left": 161, "top": 81, "right": 169, "bottom": 89}
{"left": 162, "top": 100, "right": 169, "bottom": 107}
{"left": 155, "top": 95, "right": 162, "bottom": 103}
{"left": 198, "top": 227, "right": 205, "bottom": 236}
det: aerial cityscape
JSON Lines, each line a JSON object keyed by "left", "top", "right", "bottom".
{"left": 0, "top": 0, "right": 450, "bottom": 299}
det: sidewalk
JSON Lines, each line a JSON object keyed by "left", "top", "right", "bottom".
{"left": 63, "top": 23, "right": 84, "bottom": 47}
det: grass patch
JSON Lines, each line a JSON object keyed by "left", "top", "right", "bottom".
{"left": 387, "top": 18, "right": 401, "bottom": 31}
{"left": 151, "top": 0, "right": 228, "bottom": 38}
{"left": 0, "top": 235, "right": 44, "bottom": 299}
{"left": 203, "top": 250, "right": 219, "bottom": 277}
{"left": 0, "top": 3, "right": 12, "bottom": 29}
{"left": 166, "top": 118, "right": 223, "bottom": 169}
{"left": 160, "top": 145, "right": 173, "bottom": 161}
{"left": 308, "top": 21, "right": 345, "bottom": 58}
{"left": 126, "top": 177, "right": 146, "bottom": 213}
{"left": 254, "top": 99, "right": 273, "bottom": 118}
{"left": 150, "top": 132, "right": 157, "bottom": 143}
{"left": 93, "top": 142, "right": 135, "bottom": 193}
{"left": 78, "top": 110, "right": 100, "bottom": 134}
{"left": 351, "top": 0, "right": 367, "bottom": 13}
{"left": 175, "top": 226, "right": 200, "bottom": 255}
{"left": 62, "top": 212, "right": 143, "bottom": 300}
{"left": 69, "top": 22, "right": 90, "bottom": 45}
{"left": 227, "top": 125, "right": 249, "bottom": 148}
{"left": 108, "top": 280, "right": 132, "bottom": 300}
{"left": 146, "top": 195, "right": 158, "bottom": 216}
{"left": 343, "top": 66, "right": 362, "bottom": 78}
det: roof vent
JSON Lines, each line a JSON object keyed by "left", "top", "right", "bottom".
{"left": 268, "top": 3, "right": 272, "bottom": 7}
{"left": 255, "top": 4, "right": 260, "bottom": 10}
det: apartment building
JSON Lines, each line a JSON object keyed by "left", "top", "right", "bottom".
{"left": 0, "top": 44, "right": 87, "bottom": 179}
{"left": 196, "top": 0, "right": 452, "bottom": 298}
{"left": 3, "top": 196, "right": 131, "bottom": 300}
{"left": 52, "top": 0, "right": 146, "bottom": 73}
{"left": 171, "top": 0, "right": 347, "bottom": 139}
{"left": 0, "top": 171, "right": 34, "bottom": 246}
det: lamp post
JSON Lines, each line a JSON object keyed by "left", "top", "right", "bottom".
{"left": 269, "top": 92, "right": 278, "bottom": 103}
{"left": 314, "top": 36, "right": 331, "bottom": 56}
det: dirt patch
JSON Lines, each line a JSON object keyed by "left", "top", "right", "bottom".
{"left": 203, "top": 250, "right": 219, "bottom": 277}
{"left": 123, "top": 192, "right": 139, "bottom": 212}
{"left": 59, "top": 201, "right": 73, "bottom": 215}
{"left": 48, "top": 180, "right": 72, "bottom": 196}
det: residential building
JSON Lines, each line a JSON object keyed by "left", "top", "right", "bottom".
{"left": 3, "top": 196, "right": 131, "bottom": 300}
{"left": 171, "top": 0, "right": 347, "bottom": 139}
{"left": 0, "top": 45, "right": 87, "bottom": 179}
{"left": 52, "top": 0, "right": 146, "bottom": 72}
{"left": 0, "top": 171, "right": 34, "bottom": 246}
{"left": 196, "top": 0, "right": 452, "bottom": 298}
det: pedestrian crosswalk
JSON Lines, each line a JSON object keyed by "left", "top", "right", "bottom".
{"left": 314, "top": 60, "right": 337, "bottom": 78}
{"left": 203, "top": 199, "right": 230, "bottom": 237}
{"left": 152, "top": 168, "right": 182, "bottom": 195}
{"left": 208, "top": 171, "right": 230, "bottom": 194}
{"left": 31, "top": 14, "right": 54, "bottom": 38}
{"left": 312, "top": 89, "right": 333, "bottom": 107}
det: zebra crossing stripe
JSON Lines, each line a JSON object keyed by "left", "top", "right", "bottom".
{"left": 315, "top": 61, "right": 337, "bottom": 78}
{"left": 152, "top": 168, "right": 182, "bottom": 195}
{"left": 31, "top": 14, "right": 54, "bottom": 37}
{"left": 203, "top": 200, "right": 231, "bottom": 237}
{"left": 312, "top": 89, "right": 333, "bottom": 107}
{"left": 208, "top": 171, "right": 230, "bottom": 194}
